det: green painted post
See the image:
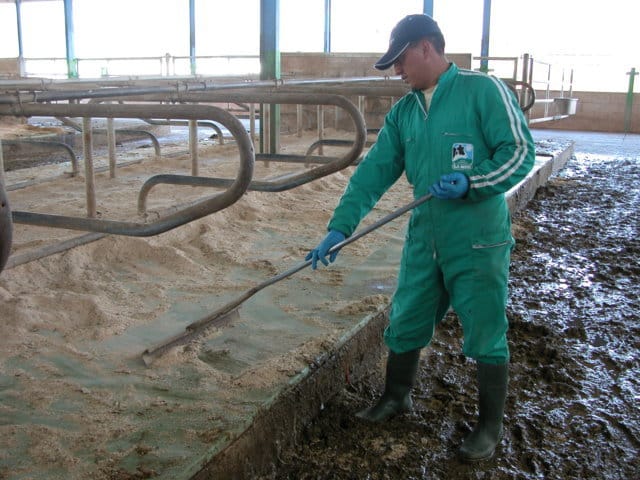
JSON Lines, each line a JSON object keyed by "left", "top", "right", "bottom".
{"left": 260, "top": 0, "right": 280, "bottom": 154}
{"left": 423, "top": 0, "right": 434, "bottom": 16}
{"left": 189, "top": 0, "right": 196, "bottom": 75}
{"left": 324, "top": 0, "right": 331, "bottom": 53}
{"left": 480, "top": 0, "right": 492, "bottom": 73}
{"left": 624, "top": 67, "right": 637, "bottom": 133}
{"left": 15, "top": 0, "right": 25, "bottom": 75}
{"left": 64, "top": 0, "right": 78, "bottom": 78}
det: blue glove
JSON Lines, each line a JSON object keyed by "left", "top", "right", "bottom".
{"left": 305, "top": 229, "right": 346, "bottom": 270}
{"left": 429, "top": 172, "right": 469, "bottom": 199}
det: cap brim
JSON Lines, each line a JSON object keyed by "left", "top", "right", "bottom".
{"left": 374, "top": 42, "right": 410, "bottom": 70}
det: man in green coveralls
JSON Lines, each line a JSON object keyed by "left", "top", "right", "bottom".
{"left": 306, "top": 14, "right": 534, "bottom": 461}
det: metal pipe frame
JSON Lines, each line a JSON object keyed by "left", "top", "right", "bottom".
{"left": 305, "top": 139, "right": 374, "bottom": 158}
{"left": 1, "top": 139, "right": 79, "bottom": 176}
{"left": 135, "top": 92, "right": 365, "bottom": 214}
{"left": 502, "top": 79, "right": 536, "bottom": 113}
{"left": 0, "top": 103, "right": 254, "bottom": 237}
{"left": 110, "top": 129, "right": 161, "bottom": 157}
{"left": 5, "top": 157, "right": 151, "bottom": 192}
{"left": 0, "top": 74, "right": 256, "bottom": 91}
{"left": 143, "top": 119, "right": 225, "bottom": 145}
{"left": 0, "top": 76, "right": 402, "bottom": 105}
{"left": 57, "top": 116, "right": 162, "bottom": 159}
{"left": 0, "top": 77, "right": 388, "bottom": 178}
{"left": 0, "top": 77, "right": 400, "bottom": 164}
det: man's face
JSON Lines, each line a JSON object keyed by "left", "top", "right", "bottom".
{"left": 393, "top": 40, "right": 430, "bottom": 89}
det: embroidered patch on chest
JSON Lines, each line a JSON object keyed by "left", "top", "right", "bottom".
{"left": 451, "top": 143, "right": 474, "bottom": 170}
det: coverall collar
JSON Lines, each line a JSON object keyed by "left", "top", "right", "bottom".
{"left": 411, "top": 62, "right": 458, "bottom": 95}
{"left": 411, "top": 62, "right": 458, "bottom": 117}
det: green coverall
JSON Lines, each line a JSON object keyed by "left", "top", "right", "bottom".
{"left": 327, "top": 63, "right": 535, "bottom": 364}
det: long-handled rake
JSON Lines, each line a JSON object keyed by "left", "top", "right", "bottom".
{"left": 141, "top": 193, "right": 433, "bottom": 366}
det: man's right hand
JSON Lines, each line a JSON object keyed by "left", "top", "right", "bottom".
{"left": 305, "top": 230, "right": 346, "bottom": 270}
{"left": 429, "top": 172, "right": 469, "bottom": 199}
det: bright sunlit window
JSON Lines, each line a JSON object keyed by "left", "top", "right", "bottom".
{"left": 331, "top": 0, "right": 423, "bottom": 53}
{"left": 0, "top": 4, "right": 19, "bottom": 57}
{"left": 0, "top": 0, "right": 634, "bottom": 91}
{"left": 74, "top": 0, "right": 189, "bottom": 58}
{"left": 20, "top": 1, "right": 66, "bottom": 58}
{"left": 280, "top": 0, "right": 325, "bottom": 52}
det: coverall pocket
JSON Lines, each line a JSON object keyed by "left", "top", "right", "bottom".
{"left": 470, "top": 232, "right": 514, "bottom": 283}
{"left": 440, "top": 131, "right": 477, "bottom": 171}
{"left": 441, "top": 131, "right": 473, "bottom": 138}
{"left": 472, "top": 239, "right": 512, "bottom": 249}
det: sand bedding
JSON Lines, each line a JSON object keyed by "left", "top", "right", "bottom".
{"left": 0, "top": 127, "right": 412, "bottom": 479}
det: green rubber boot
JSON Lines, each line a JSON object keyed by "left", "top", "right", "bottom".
{"left": 355, "top": 348, "right": 421, "bottom": 422}
{"left": 459, "top": 362, "right": 509, "bottom": 461}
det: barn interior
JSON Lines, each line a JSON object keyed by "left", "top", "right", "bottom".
{"left": 0, "top": 1, "right": 638, "bottom": 479}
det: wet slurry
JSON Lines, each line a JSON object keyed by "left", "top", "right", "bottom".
{"left": 258, "top": 131, "right": 640, "bottom": 480}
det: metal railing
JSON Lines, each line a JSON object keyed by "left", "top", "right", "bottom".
{"left": 0, "top": 62, "right": 576, "bottom": 271}
{"left": 474, "top": 54, "right": 577, "bottom": 124}
{"left": 19, "top": 54, "right": 261, "bottom": 79}
{"left": 0, "top": 102, "right": 255, "bottom": 236}
{"left": 135, "top": 92, "right": 365, "bottom": 206}
{"left": 0, "top": 78, "right": 373, "bottom": 268}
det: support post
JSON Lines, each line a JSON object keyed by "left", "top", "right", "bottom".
{"left": 0, "top": 139, "right": 4, "bottom": 180}
{"left": 317, "top": 106, "right": 324, "bottom": 155}
{"left": 521, "top": 53, "right": 531, "bottom": 120}
{"left": 260, "top": 0, "right": 280, "bottom": 154}
{"left": 189, "top": 0, "right": 196, "bottom": 75}
{"left": 15, "top": 0, "right": 25, "bottom": 76}
{"left": 625, "top": 67, "right": 637, "bottom": 134}
{"left": 249, "top": 103, "right": 256, "bottom": 145}
{"left": 81, "top": 117, "right": 97, "bottom": 218}
{"left": 107, "top": 116, "right": 116, "bottom": 178}
{"left": 189, "top": 119, "right": 198, "bottom": 176}
{"left": 423, "top": 0, "right": 434, "bottom": 16}
{"left": 480, "top": 0, "right": 491, "bottom": 73}
{"left": 324, "top": 0, "right": 331, "bottom": 53}
{"left": 63, "top": 0, "right": 78, "bottom": 78}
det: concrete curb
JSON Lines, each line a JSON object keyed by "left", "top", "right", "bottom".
{"left": 194, "top": 307, "right": 389, "bottom": 479}
{"left": 194, "top": 142, "right": 576, "bottom": 479}
{"left": 506, "top": 143, "right": 574, "bottom": 213}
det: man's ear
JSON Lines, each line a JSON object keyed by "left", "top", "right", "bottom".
{"left": 419, "top": 38, "right": 432, "bottom": 59}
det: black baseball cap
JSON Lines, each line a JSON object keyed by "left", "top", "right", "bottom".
{"left": 375, "top": 14, "right": 443, "bottom": 70}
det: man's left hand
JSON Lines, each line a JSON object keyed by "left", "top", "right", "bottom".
{"left": 429, "top": 172, "right": 469, "bottom": 199}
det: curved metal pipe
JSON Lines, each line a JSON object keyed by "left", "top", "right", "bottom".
{"left": 1, "top": 139, "right": 79, "bottom": 176}
{"left": 5, "top": 232, "right": 105, "bottom": 270}
{"left": 0, "top": 179, "right": 11, "bottom": 274}
{"left": 254, "top": 153, "right": 334, "bottom": 165}
{"left": 136, "top": 92, "right": 365, "bottom": 212}
{"left": 504, "top": 79, "right": 536, "bottom": 113}
{"left": 0, "top": 103, "right": 254, "bottom": 237}
{"left": 143, "top": 119, "right": 225, "bottom": 145}
{"left": 5, "top": 157, "right": 144, "bottom": 192}
{"left": 305, "top": 139, "right": 374, "bottom": 157}
{"left": 116, "top": 129, "right": 161, "bottom": 157}
{"left": 57, "top": 116, "right": 162, "bottom": 158}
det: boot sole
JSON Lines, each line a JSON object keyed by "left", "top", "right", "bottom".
{"left": 458, "top": 430, "right": 504, "bottom": 462}
{"left": 458, "top": 447, "right": 497, "bottom": 463}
